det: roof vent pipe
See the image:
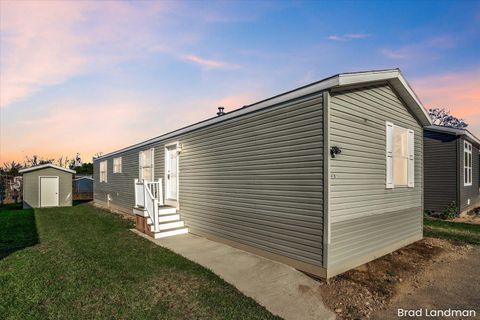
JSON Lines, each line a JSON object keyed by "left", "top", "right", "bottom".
{"left": 217, "top": 107, "right": 225, "bottom": 116}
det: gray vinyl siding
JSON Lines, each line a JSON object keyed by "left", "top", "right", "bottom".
{"left": 94, "top": 92, "right": 324, "bottom": 266}
{"left": 458, "top": 137, "right": 480, "bottom": 212}
{"left": 423, "top": 130, "right": 459, "bottom": 213}
{"left": 23, "top": 168, "right": 73, "bottom": 208}
{"left": 328, "top": 84, "right": 423, "bottom": 271}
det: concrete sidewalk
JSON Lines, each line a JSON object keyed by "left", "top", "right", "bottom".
{"left": 132, "top": 230, "right": 335, "bottom": 320}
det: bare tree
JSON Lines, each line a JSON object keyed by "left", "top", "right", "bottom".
{"left": 428, "top": 108, "right": 468, "bottom": 129}
{"left": 25, "top": 155, "right": 54, "bottom": 167}
{"left": 2, "top": 161, "right": 23, "bottom": 176}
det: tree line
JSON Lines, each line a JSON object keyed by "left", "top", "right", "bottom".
{"left": 0, "top": 153, "right": 100, "bottom": 176}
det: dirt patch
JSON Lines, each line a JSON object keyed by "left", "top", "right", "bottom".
{"left": 318, "top": 238, "right": 472, "bottom": 319}
{"left": 454, "top": 208, "right": 480, "bottom": 224}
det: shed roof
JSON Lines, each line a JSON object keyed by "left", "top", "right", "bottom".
{"left": 425, "top": 125, "right": 480, "bottom": 146}
{"left": 19, "top": 164, "right": 76, "bottom": 174}
{"left": 95, "top": 68, "right": 431, "bottom": 161}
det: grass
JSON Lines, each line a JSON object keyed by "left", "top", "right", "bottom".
{"left": 0, "top": 203, "right": 279, "bottom": 320}
{"left": 424, "top": 217, "right": 480, "bottom": 245}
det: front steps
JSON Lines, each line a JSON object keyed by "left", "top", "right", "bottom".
{"left": 134, "top": 205, "right": 188, "bottom": 239}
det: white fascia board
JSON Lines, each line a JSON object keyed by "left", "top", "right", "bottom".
{"left": 425, "top": 126, "right": 480, "bottom": 145}
{"left": 338, "top": 70, "right": 432, "bottom": 127}
{"left": 95, "top": 76, "right": 340, "bottom": 160}
{"left": 74, "top": 176, "right": 94, "bottom": 181}
{"left": 95, "top": 69, "right": 431, "bottom": 161}
{"left": 19, "top": 164, "right": 76, "bottom": 174}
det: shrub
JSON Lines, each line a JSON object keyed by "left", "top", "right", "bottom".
{"left": 442, "top": 201, "right": 458, "bottom": 220}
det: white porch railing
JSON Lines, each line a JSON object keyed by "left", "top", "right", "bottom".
{"left": 134, "top": 178, "right": 163, "bottom": 232}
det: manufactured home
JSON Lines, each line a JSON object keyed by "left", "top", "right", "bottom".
{"left": 424, "top": 126, "right": 480, "bottom": 215}
{"left": 93, "top": 69, "right": 432, "bottom": 278}
{"left": 19, "top": 164, "right": 75, "bottom": 209}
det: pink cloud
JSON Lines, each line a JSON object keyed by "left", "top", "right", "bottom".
{"left": 380, "top": 35, "right": 456, "bottom": 60}
{"left": 412, "top": 68, "right": 480, "bottom": 137}
{"left": 0, "top": 1, "right": 173, "bottom": 108}
{"left": 180, "top": 54, "right": 239, "bottom": 69}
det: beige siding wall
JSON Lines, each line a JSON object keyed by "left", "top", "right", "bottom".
{"left": 94, "top": 93, "right": 324, "bottom": 267}
{"left": 328, "top": 84, "right": 423, "bottom": 275}
{"left": 23, "top": 168, "right": 73, "bottom": 208}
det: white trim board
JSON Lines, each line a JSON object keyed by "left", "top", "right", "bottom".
{"left": 94, "top": 69, "right": 432, "bottom": 161}
{"left": 425, "top": 125, "right": 480, "bottom": 146}
{"left": 20, "top": 164, "right": 76, "bottom": 174}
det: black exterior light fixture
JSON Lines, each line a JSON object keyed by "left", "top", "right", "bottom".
{"left": 330, "top": 146, "right": 342, "bottom": 158}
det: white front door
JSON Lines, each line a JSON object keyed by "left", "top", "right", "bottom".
{"left": 40, "top": 177, "right": 59, "bottom": 207}
{"left": 165, "top": 144, "right": 178, "bottom": 206}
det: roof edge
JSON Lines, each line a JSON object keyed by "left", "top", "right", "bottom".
{"left": 425, "top": 125, "right": 480, "bottom": 145}
{"left": 19, "top": 164, "right": 76, "bottom": 174}
{"left": 95, "top": 68, "right": 431, "bottom": 161}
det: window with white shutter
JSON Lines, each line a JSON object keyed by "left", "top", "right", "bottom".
{"left": 386, "top": 121, "right": 414, "bottom": 188}
{"left": 139, "top": 148, "right": 154, "bottom": 181}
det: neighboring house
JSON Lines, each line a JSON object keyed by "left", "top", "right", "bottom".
{"left": 424, "top": 126, "right": 480, "bottom": 215}
{"left": 73, "top": 176, "right": 94, "bottom": 193}
{"left": 93, "top": 69, "right": 432, "bottom": 278}
{"left": 19, "top": 164, "right": 75, "bottom": 208}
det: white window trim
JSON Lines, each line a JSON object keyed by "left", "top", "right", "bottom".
{"left": 99, "top": 160, "right": 108, "bottom": 183}
{"left": 464, "top": 140, "right": 473, "bottom": 186}
{"left": 113, "top": 157, "right": 122, "bottom": 174}
{"left": 386, "top": 121, "right": 414, "bottom": 189}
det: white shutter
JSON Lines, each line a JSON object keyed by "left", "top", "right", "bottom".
{"left": 150, "top": 148, "right": 155, "bottom": 181}
{"left": 139, "top": 151, "right": 144, "bottom": 181}
{"left": 407, "top": 129, "right": 415, "bottom": 187}
{"left": 104, "top": 161, "right": 108, "bottom": 183}
{"left": 386, "top": 122, "right": 394, "bottom": 188}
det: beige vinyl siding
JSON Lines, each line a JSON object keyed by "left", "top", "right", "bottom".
{"left": 94, "top": 92, "right": 324, "bottom": 266}
{"left": 23, "top": 168, "right": 73, "bottom": 208}
{"left": 328, "top": 84, "right": 423, "bottom": 274}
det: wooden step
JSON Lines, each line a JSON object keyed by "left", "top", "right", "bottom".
{"left": 150, "top": 220, "right": 185, "bottom": 232}
{"left": 158, "top": 206, "right": 177, "bottom": 215}
{"left": 153, "top": 227, "right": 189, "bottom": 239}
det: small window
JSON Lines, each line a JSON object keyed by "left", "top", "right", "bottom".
{"left": 386, "top": 122, "right": 414, "bottom": 188}
{"left": 139, "top": 149, "right": 154, "bottom": 181}
{"left": 393, "top": 126, "right": 409, "bottom": 186}
{"left": 113, "top": 157, "right": 122, "bottom": 173}
{"left": 464, "top": 141, "right": 472, "bottom": 186}
{"left": 100, "top": 160, "right": 108, "bottom": 183}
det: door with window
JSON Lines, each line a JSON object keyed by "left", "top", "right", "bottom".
{"left": 165, "top": 144, "right": 178, "bottom": 206}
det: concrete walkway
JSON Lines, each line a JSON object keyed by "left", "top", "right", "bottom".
{"left": 133, "top": 230, "right": 335, "bottom": 320}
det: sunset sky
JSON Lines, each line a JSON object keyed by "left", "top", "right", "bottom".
{"left": 1, "top": 0, "right": 479, "bottom": 165}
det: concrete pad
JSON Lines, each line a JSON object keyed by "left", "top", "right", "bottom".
{"left": 132, "top": 230, "right": 335, "bottom": 320}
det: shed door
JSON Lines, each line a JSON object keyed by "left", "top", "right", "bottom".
{"left": 40, "top": 177, "right": 59, "bottom": 207}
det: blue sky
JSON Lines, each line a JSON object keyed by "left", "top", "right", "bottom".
{"left": 1, "top": 0, "right": 479, "bottom": 163}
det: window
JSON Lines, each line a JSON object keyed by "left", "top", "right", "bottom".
{"left": 386, "top": 122, "right": 414, "bottom": 188}
{"left": 139, "top": 148, "right": 154, "bottom": 181}
{"left": 464, "top": 141, "right": 472, "bottom": 186}
{"left": 99, "top": 160, "right": 107, "bottom": 182}
{"left": 113, "top": 157, "right": 122, "bottom": 173}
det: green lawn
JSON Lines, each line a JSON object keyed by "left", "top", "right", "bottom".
{"left": 0, "top": 203, "right": 279, "bottom": 320}
{"left": 424, "top": 217, "right": 480, "bottom": 245}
